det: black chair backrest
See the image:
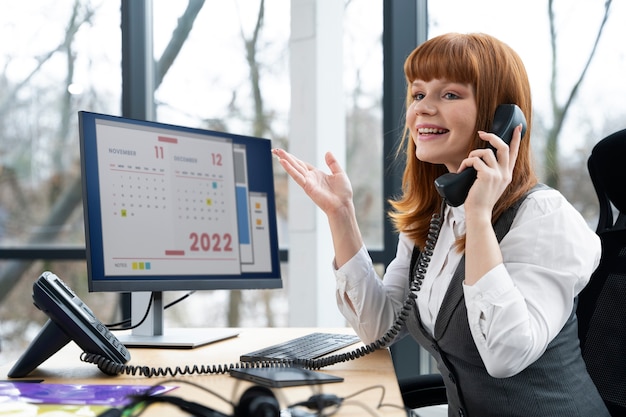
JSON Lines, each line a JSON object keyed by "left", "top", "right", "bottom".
{"left": 577, "top": 128, "right": 626, "bottom": 416}
{"left": 587, "top": 128, "right": 626, "bottom": 233}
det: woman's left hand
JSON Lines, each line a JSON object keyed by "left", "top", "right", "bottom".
{"left": 460, "top": 123, "right": 523, "bottom": 213}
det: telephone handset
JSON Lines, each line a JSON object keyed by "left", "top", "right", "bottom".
{"left": 434, "top": 104, "right": 527, "bottom": 207}
{"left": 8, "top": 271, "right": 131, "bottom": 378}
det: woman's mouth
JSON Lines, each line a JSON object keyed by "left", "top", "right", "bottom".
{"left": 417, "top": 127, "right": 449, "bottom": 140}
{"left": 418, "top": 127, "right": 448, "bottom": 135}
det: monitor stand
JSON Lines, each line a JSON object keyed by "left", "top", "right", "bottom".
{"left": 115, "top": 292, "right": 239, "bottom": 349}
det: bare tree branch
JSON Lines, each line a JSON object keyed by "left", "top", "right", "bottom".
{"left": 0, "top": 0, "right": 91, "bottom": 116}
{"left": 559, "top": 0, "right": 611, "bottom": 124}
{"left": 543, "top": 0, "right": 612, "bottom": 188}
{"left": 236, "top": 0, "right": 267, "bottom": 137}
{"left": 155, "top": 0, "right": 205, "bottom": 87}
{"left": 228, "top": 0, "right": 269, "bottom": 327}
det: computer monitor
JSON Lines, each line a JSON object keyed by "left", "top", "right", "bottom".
{"left": 78, "top": 111, "right": 282, "bottom": 348}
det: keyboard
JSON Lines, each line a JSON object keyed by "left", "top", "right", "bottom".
{"left": 240, "top": 332, "right": 361, "bottom": 362}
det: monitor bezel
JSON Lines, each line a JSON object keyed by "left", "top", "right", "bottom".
{"left": 78, "top": 111, "right": 282, "bottom": 293}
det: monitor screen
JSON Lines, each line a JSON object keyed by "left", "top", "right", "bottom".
{"left": 79, "top": 111, "right": 282, "bottom": 293}
{"left": 78, "top": 111, "right": 281, "bottom": 348}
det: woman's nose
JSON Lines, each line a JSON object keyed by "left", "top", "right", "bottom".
{"left": 412, "top": 97, "right": 435, "bottom": 115}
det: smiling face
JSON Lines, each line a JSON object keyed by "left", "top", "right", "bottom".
{"left": 392, "top": 33, "right": 536, "bottom": 244}
{"left": 406, "top": 78, "right": 477, "bottom": 172}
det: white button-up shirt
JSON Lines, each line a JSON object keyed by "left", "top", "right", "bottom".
{"left": 334, "top": 188, "right": 601, "bottom": 377}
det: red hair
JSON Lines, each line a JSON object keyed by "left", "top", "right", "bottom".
{"left": 389, "top": 33, "right": 537, "bottom": 249}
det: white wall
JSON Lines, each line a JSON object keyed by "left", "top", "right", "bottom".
{"left": 287, "top": 0, "right": 346, "bottom": 326}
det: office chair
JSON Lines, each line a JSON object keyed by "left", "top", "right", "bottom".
{"left": 391, "top": 128, "right": 626, "bottom": 415}
{"left": 577, "top": 127, "right": 626, "bottom": 416}
{"left": 389, "top": 337, "right": 446, "bottom": 409}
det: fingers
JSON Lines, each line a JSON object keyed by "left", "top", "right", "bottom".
{"left": 272, "top": 148, "right": 308, "bottom": 185}
{"left": 273, "top": 148, "right": 308, "bottom": 171}
{"left": 475, "top": 123, "right": 523, "bottom": 169}
{"left": 324, "top": 151, "right": 345, "bottom": 175}
{"left": 458, "top": 124, "right": 524, "bottom": 177}
{"left": 273, "top": 148, "right": 344, "bottom": 176}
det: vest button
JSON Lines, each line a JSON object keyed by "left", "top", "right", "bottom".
{"left": 448, "top": 373, "right": 456, "bottom": 384}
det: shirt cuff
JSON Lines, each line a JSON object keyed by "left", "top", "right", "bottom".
{"left": 463, "top": 263, "right": 515, "bottom": 302}
{"left": 334, "top": 244, "right": 373, "bottom": 295}
{"left": 463, "top": 263, "right": 519, "bottom": 348}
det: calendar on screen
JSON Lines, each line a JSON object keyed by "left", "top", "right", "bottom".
{"left": 92, "top": 120, "right": 272, "bottom": 277}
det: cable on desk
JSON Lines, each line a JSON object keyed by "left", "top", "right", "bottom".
{"left": 81, "top": 353, "right": 291, "bottom": 377}
{"left": 81, "top": 279, "right": 414, "bottom": 376}
{"left": 80, "top": 337, "right": 387, "bottom": 377}
{"left": 286, "top": 385, "right": 400, "bottom": 417}
{"left": 81, "top": 292, "right": 403, "bottom": 376}
{"left": 82, "top": 201, "right": 445, "bottom": 378}
{"left": 81, "top": 303, "right": 412, "bottom": 376}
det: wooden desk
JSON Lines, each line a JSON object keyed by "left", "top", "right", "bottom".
{"left": 1, "top": 328, "right": 406, "bottom": 416}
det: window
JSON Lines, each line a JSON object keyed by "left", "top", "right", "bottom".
{"left": 428, "top": 0, "right": 626, "bottom": 221}
{"left": 0, "top": 2, "right": 386, "bottom": 364}
{"left": 0, "top": 0, "right": 121, "bottom": 362}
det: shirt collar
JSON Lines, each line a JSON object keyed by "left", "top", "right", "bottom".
{"left": 445, "top": 203, "right": 466, "bottom": 238}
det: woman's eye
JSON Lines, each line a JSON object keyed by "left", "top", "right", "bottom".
{"left": 443, "top": 92, "right": 460, "bottom": 100}
{"left": 412, "top": 93, "right": 425, "bottom": 101}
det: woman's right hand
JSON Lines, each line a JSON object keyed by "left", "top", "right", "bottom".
{"left": 272, "top": 148, "right": 353, "bottom": 216}
{"left": 273, "top": 148, "right": 363, "bottom": 267}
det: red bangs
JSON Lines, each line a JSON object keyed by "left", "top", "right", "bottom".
{"left": 404, "top": 34, "right": 479, "bottom": 84}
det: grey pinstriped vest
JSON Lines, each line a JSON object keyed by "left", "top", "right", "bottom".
{"left": 405, "top": 186, "right": 610, "bottom": 417}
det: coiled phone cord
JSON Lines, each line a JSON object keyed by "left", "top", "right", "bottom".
{"left": 81, "top": 200, "right": 446, "bottom": 377}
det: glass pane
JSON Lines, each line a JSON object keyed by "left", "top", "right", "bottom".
{"left": 152, "top": 0, "right": 291, "bottom": 245}
{"left": 428, "top": 0, "right": 626, "bottom": 225}
{"left": 151, "top": 1, "right": 292, "bottom": 330}
{"left": 152, "top": 1, "right": 385, "bottom": 250}
{"left": 0, "top": 0, "right": 121, "bottom": 365}
{"left": 345, "top": 1, "right": 384, "bottom": 250}
{"left": 150, "top": 1, "right": 384, "bottom": 329}
{"left": 0, "top": 1, "right": 121, "bottom": 248}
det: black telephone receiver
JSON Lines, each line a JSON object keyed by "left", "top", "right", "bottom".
{"left": 434, "top": 104, "right": 527, "bottom": 207}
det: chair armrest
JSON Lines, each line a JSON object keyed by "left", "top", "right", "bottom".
{"left": 399, "top": 373, "right": 447, "bottom": 409}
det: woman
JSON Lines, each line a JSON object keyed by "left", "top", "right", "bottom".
{"left": 273, "top": 32, "right": 608, "bottom": 417}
